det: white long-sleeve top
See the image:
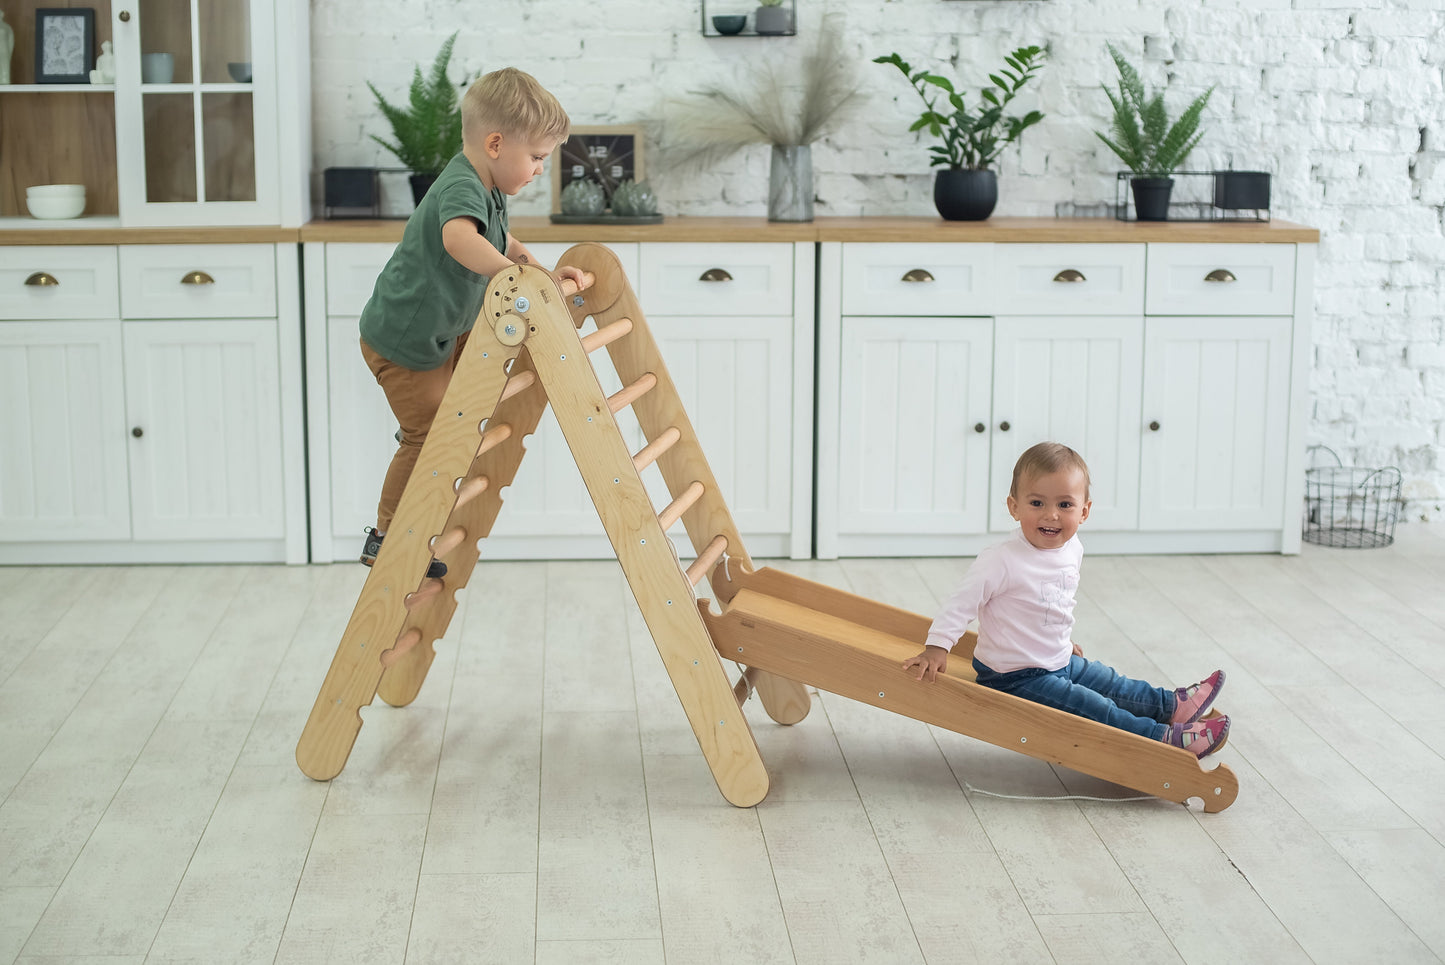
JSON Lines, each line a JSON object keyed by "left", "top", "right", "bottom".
{"left": 924, "top": 530, "right": 1082, "bottom": 673}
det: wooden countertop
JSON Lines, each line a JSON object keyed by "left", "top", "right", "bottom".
{"left": 0, "top": 216, "right": 1320, "bottom": 246}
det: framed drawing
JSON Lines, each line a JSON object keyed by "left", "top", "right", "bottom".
{"left": 550, "top": 125, "right": 644, "bottom": 213}
{"left": 35, "top": 8, "right": 96, "bottom": 84}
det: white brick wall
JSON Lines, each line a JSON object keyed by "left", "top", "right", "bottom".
{"left": 310, "top": 0, "right": 1445, "bottom": 520}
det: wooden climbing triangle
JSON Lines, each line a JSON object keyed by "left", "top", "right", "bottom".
{"left": 295, "top": 243, "right": 1238, "bottom": 812}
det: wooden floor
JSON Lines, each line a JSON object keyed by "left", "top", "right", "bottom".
{"left": 2, "top": 527, "right": 1444, "bottom": 964}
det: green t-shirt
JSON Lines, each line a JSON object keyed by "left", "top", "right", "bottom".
{"left": 359, "top": 153, "right": 509, "bottom": 370}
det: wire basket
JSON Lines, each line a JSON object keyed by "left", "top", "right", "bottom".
{"left": 1302, "top": 446, "right": 1402, "bottom": 548}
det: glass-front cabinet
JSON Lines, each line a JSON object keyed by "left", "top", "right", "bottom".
{"left": 0, "top": 0, "right": 302, "bottom": 227}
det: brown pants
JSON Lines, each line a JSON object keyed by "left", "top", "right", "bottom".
{"left": 361, "top": 332, "right": 469, "bottom": 531}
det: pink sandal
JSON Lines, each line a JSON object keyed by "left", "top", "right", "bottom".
{"left": 1164, "top": 714, "right": 1230, "bottom": 758}
{"left": 1172, "top": 669, "right": 1225, "bottom": 724}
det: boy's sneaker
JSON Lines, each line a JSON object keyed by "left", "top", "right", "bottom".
{"left": 1163, "top": 715, "right": 1230, "bottom": 759}
{"left": 360, "top": 527, "right": 447, "bottom": 580}
{"left": 1171, "top": 669, "right": 1225, "bottom": 724}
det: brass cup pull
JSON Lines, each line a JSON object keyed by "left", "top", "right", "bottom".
{"left": 1149, "top": 420, "right": 1161, "bottom": 431}
{"left": 901, "top": 268, "right": 935, "bottom": 283}
{"left": 1053, "top": 269, "right": 1086, "bottom": 283}
{"left": 25, "top": 272, "right": 60, "bottom": 287}
{"left": 181, "top": 270, "right": 215, "bottom": 285}
{"left": 999, "top": 421, "right": 1011, "bottom": 432}
{"left": 974, "top": 422, "right": 985, "bottom": 433}
{"left": 699, "top": 268, "right": 732, "bottom": 282}
{"left": 1204, "top": 268, "right": 1237, "bottom": 283}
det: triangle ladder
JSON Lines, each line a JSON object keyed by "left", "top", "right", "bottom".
{"left": 295, "top": 242, "right": 1239, "bottom": 812}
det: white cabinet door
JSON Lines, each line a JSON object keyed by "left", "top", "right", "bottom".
{"left": 989, "top": 315, "right": 1144, "bottom": 532}
{"left": 0, "top": 321, "right": 131, "bottom": 541}
{"left": 1139, "top": 316, "right": 1292, "bottom": 530}
{"left": 123, "top": 320, "right": 285, "bottom": 539}
{"left": 837, "top": 317, "right": 993, "bottom": 536}
{"left": 643, "top": 314, "right": 793, "bottom": 553}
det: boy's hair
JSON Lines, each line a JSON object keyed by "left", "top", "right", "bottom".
{"left": 1010, "top": 442, "right": 1091, "bottom": 499}
{"left": 462, "top": 67, "right": 570, "bottom": 145}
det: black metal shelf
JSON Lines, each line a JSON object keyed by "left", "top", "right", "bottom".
{"left": 701, "top": 0, "right": 797, "bottom": 37}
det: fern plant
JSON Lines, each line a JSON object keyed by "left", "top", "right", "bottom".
{"left": 368, "top": 33, "right": 464, "bottom": 176}
{"left": 1096, "top": 44, "right": 1212, "bottom": 176}
{"left": 874, "top": 46, "right": 1046, "bottom": 170}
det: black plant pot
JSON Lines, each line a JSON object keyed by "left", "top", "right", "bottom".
{"left": 934, "top": 169, "right": 998, "bottom": 221}
{"left": 409, "top": 173, "right": 439, "bottom": 207}
{"left": 1130, "top": 176, "right": 1174, "bottom": 221}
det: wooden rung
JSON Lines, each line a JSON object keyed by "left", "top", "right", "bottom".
{"left": 477, "top": 423, "right": 513, "bottom": 456}
{"left": 453, "top": 474, "right": 490, "bottom": 508}
{"left": 658, "top": 480, "right": 705, "bottom": 530}
{"left": 499, "top": 370, "right": 537, "bottom": 403}
{"left": 430, "top": 526, "right": 468, "bottom": 557}
{"left": 684, "top": 534, "right": 729, "bottom": 586}
{"left": 404, "top": 578, "right": 444, "bottom": 611}
{"left": 632, "top": 426, "right": 681, "bottom": 473}
{"left": 607, "top": 372, "right": 657, "bottom": 414}
{"left": 581, "top": 318, "right": 633, "bottom": 353}
{"left": 381, "top": 627, "right": 423, "bottom": 668}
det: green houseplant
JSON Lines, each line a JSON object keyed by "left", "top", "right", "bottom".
{"left": 874, "top": 46, "right": 1046, "bottom": 220}
{"left": 368, "top": 32, "right": 465, "bottom": 206}
{"left": 1096, "top": 43, "right": 1213, "bottom": 220}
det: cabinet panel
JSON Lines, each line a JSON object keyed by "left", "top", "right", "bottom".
{"left": 123, "top": 319, "right": 285, "bottom": 539}
{"left": 995, "top": 244, "right": 1145, "bottom": 316}
{"left": 638, "top": 243, "right": 792, "bottom": 316}
{"left": 324, "top": 242, "right": 396, "bottom": 316}
{"left": 0, "top": 246, "right": 120, "bottom": 320}
{"left": 119, "top": 244, "right": 277, "bottom": 318}
{"left": 841, "top": 243, "right": 994, "bottom": 316}
{"left": 990, "top": 315, "right": 1143, "bottom": 532}
{"left": 1139, "top": 316, "right": 1292, "bottom": 530}
{"left": 0, "top": 321, "right": 131, "bottom": 540}
{"left": 1145, "top": 244, "right": 1295, "bottom": 316}
{"left": 837, "top": 316, "right": 992, "bottom": 534}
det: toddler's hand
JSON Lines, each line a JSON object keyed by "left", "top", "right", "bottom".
{"left": 1071, "top": 641, "right": 1084, "bottom": 657}
{"left": 902, "top": 645, "right": 949, "bottom": 683}
{"left": 554, "top": 264, "right": 588, "bottom": 289}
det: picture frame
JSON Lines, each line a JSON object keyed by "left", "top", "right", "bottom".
{"left": 35, "top": 8, "right": 96, "bottom": 84}
{"left": 550, "top": 125, "right": 644, "bottom": 213}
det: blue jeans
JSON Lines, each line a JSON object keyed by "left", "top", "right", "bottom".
{"left": 972, "top": 655, "right": 1174, "bottom": 741}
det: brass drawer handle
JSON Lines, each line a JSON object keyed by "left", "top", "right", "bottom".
{"left": 1053, "top": 269, "right": 1086, "bottom": 283}
{"left": 1204, "top": 268, "right": 1237, "bottom": 283}
{"left": 181, "top": 270, "right": 216, "bottom": 285}
{"left": 699, "top": 268, "right": 732, "bottom": 282}
{"left": 901, "top": 268, "right": 934, "bottom": 283}
{"left": 25, "top": 272, "right": 59, "bottom": 287}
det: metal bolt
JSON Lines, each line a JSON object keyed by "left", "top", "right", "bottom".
{"left": 1163, "top": 782, "right": 1171, "bottom": 789}
{"left": 1020, "top": 737, "right": 1027, "bottom": 743}
{"left": 640, "top": 538, "right": 646, "bottom": 544}
{"left": 560, "top": 354, "right": 567, "bottom": 360}
{"left": 504, "top": 324, "right": 517, "bottom": 337}
{"left": 613, "top": 478, "right": 620, "bottom": 484}
{"left": 514, "top": 296, "right": 529, "bottom": 312}
{"left": 878, "top": 691, "right": 885, "bottom": 698}
{"left": 573, "top": 295, "right": 585, "bottom": 307}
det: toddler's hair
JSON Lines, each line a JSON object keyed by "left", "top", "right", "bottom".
{"left": 462, "top": 67, "right": 570, "bottom": 145}
{"left": 1010, "top": 442, "right": 1091, "bottom": 499}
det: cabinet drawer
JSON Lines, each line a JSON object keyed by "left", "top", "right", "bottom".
{"left": 0, "top": 246, "right": 120, "bottom": 320}
{"left": 639, "top": 243, "right": 793, "bottom": 316}
{"left": 841, "top": 243, "right": 994, "bottom": 316}
{"left": 1145, "top": 244, "right": 1295, "bottom": 316}
{"left": 119, "top": 245, "right": 278, "bottom": 319}
{"left": 325, "top": 243, "right": 397, "bottom": 317}
{"left": 996, "top": 244, "right": 1144, "bottom": 315}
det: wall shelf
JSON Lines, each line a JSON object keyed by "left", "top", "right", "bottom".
{"left": 700, "top": 0, "right": 797, "bottom": 37}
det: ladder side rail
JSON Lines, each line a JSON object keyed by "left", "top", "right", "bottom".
{"left": 377, "top": 346, "right": 553, "bottom": 706}
{"left": 506, "top": 262, "right": 772, "bottom": 808}
{"left": 296, "top": 328, "right": 519, "bottom": 780}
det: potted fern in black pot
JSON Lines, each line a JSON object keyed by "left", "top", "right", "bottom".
{"left": 875, "top": 46, "right": 1046, "bottom": 220}
{"left": 1096, "top": 44, "right": 1212, "bottom": 221}
{"left": 368, "top": 33, "right": 465, "bottom": 207}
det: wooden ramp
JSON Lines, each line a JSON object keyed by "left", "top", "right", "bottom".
{"left": 295, "top": 243, "right": 1238, "bottom": 813}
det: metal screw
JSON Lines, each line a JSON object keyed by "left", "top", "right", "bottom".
{"left": 560, "top": 354, "right": 567, "bottom": 360}
{"left": 1163, "top": 782, "right": 1171, "bottom": 789}
{"left": 504, "top": 324, "right": 517, "bottom": 337}
{"left": 878, "top": 691, "right": 885, "bottom": 698}
{"left": 515, "top": 297, "right": 529, "bottom": 312}
{"left": 613, "top": 478, "right": 620, "bottom": 484}
{"left": 640, "top": 538, "right": 646, "bottom": 544}
{"left": 1020, "top": 737, "right": 1028, "bottom": 743}
{"left": 573, "top": 295, "right": 585, "bottom": 307}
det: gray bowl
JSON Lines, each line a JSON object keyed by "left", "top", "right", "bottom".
{"left": 711, "top": 14, "right": 746, "bottom": 34}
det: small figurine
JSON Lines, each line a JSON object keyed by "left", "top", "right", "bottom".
{"left": 90, "top": 40, "right": 116, "bottom": 84}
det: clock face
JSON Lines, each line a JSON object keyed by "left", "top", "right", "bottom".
{"left": 555, "top": 130, "right": 639, "bottom": 206}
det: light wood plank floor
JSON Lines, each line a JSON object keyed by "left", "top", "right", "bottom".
{"left": 3, "top": 527, "right": 1444, "bottom": 964}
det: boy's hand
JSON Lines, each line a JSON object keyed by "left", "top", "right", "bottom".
{"left": 1071, "top": 641, "right": 1084, "bottom": 657}
{"left": 554, "top": 264, "right": 588, "bottom": 288}
{"left": 902, "top": 645, "right": 950, "bottom": 683}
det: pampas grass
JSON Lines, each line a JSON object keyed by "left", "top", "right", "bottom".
{"left": 664, "top": 13, "right": 864, "bottom": 167}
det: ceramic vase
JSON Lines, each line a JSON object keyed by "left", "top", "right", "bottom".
{"left": 768, "top": 144, "right": 812, "bottom": 222}
{"left": 933, "top": 169, "right": 997, "bottom": 221}
{"left": 1130, "top": 176, "right": 1174, "bottom": 221}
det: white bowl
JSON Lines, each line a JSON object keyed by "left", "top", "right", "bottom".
{"left": 27, "top": 194, "right": 87, "bottom": 219}
{"left": 27, "top": 183, "right": 86, "bottom": 198}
